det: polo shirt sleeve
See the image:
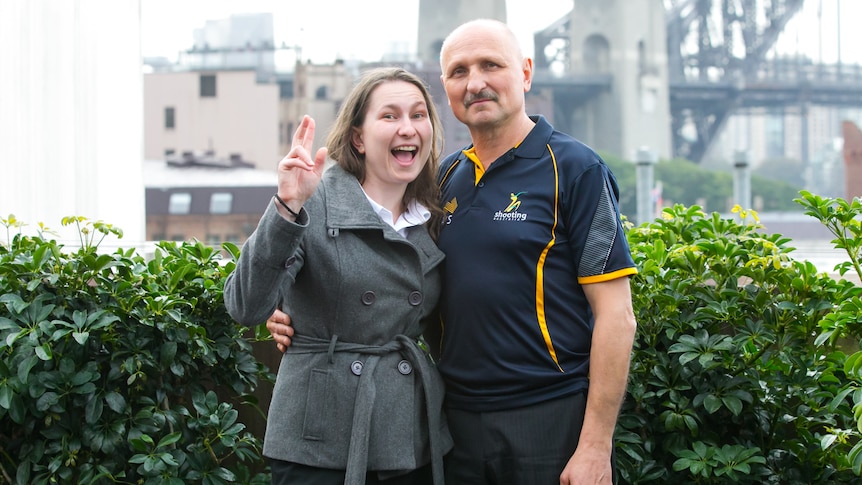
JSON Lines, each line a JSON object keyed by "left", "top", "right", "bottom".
{"left": 564, "top": 162, "right": 637, "bottom": 284}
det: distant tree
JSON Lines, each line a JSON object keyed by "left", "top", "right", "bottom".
{"left": 601, "top": 153, "right": 636, "bottom": 215}
{"left": 655, "top": 158, "right": 733, "bottom": 212}
{"left": 750, "top": 175, "right": 806, "bottom": 211}
{"left": 754, "top": 157, "right": 806, "bottom": 188}
{"left": 602, "top": 154, "right": 802, "bottom": 218}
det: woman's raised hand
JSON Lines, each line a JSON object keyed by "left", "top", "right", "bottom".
{"left": 276, "top": 115, "right": 328, "bottom": 215}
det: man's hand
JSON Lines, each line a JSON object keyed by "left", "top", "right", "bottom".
{"left": 559, "top": 444, "right": 614, "bottom": 484}
{"left": 267, "top": 308, "right": 294, "bottom": 353}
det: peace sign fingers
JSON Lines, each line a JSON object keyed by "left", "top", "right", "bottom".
{"left": 282, "top": 115, "right": 313, "bottom": 169}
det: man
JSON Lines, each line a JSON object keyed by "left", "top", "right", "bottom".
{"left": 269, "top": 18, "right": 638, "bottom": 485}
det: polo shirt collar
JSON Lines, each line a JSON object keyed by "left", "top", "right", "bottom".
{"left": 513, "top": 115, "right": 554, "bottom": 159}
{"left": 458, "top": 114, "right": 554, "bottom": 166}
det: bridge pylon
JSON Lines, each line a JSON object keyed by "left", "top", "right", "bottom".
{"left": 563, "top": 0, "right": 672, "bottom": 160}
{"left": 417, "top": 0, "right": 507, "bottom": 64}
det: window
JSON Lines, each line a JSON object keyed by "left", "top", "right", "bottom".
{"left": 164, "top": 107, "right": 175, "bottom": 129}
{"left": 168, "top": 192, "right": 192, "bottom": 214}
{"left": 315, "top": 85, "right": 328, "bottom": 100}
{"left": 279, "top": 80, "right": 293, "bottom": 99}
{"left": 164, "top": 148, "right": 175, "bottom": 157}
{"left": 200, "top": 74, "right": 216, "bottom": 97}
{"left": 583, "top": 34, "right": 610, "bottom": 73}
{"left": 206, "top": 234, "right": 221, "bottom": 246}
{"left": 209, "top": 192, "right": 233, "bottom": 214}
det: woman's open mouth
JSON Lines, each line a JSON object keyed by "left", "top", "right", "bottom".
{"left": 392, "top": 145, "right": 418, "bottom": 165}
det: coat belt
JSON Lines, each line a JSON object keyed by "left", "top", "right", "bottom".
{"left": 289, "top": 334, "right": 444, "bottom": 485}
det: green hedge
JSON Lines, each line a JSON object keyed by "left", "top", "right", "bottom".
{"left": 3, "top": 191, "right": 862, "bottom": 484}
{"left": 0, "top": 216, "right": 271, "bottom": 485}
{"left": 617, "top": 195, "right": 862, "bottom": 483}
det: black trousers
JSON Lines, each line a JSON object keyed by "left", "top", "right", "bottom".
{"left": 269, "top": 459, "right": 433, "bottom": 485}
{"left": 444, "top": 392, "right": 618, "bottom": 485}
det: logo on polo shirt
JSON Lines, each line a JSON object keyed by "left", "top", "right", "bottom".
{"left": 494, "top": 192, "right": 527, "bottom": 221}
{"left": 444, "top": 197, "right": 458, "bottom": 214}
{"left": 443, "top": 197, "right": 458, "bottom": 225}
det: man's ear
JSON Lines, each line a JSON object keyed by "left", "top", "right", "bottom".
{"left": 440, "top": 75, "right": 453, "bottom": 106}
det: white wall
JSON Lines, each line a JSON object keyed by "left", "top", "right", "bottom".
{"left": 0, "top": 0, "right": 145, "bottom": 245}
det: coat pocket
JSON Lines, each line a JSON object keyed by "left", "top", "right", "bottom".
{"left": 301, "top": 368, "right": 330, "bottom": 441}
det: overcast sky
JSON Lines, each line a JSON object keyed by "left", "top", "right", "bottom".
{"left": 140, "top": 0, "right": 861, "bottom": 65}
{"left": 141, "top": 0, "right": 571, "bottom": 63}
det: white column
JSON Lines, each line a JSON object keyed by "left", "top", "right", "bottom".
{"left": 0, "top": 0, "right": 145, "bottom": 246}
{"left": 636, "top": 147, "right": 657, "bottom": 225}
{"left": 733, "top": 150, "right": 752, "bottom": 210}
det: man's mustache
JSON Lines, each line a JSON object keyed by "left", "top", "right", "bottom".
{"left": 464, "top": 90, "right": 498, "bottom": 108}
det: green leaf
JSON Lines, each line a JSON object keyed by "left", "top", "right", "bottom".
{"left": 35, "top": 343, "right": 53, "bottom": 361}
{"left": 105, "top": 391, "right": 127, "bottom": 414}
{"left": 85, "top": 394, "right": 104, "bottom": 424}
{"left": 703, "top": 395, "right": 722, "bottom": 413}
{"left": 850, "top": 441, "right": 862, "bottom": 475}
{"left": 157, "top": 432, "right": 182, "bottom": 449}
{"left": 160, "top": 341, "right": 178, "bottom": 369}
{"left": 128, "top": 453, "right": 148, "bottom": 464}
{"left": 0, "top": 384, "right": 11, "bottom": 409}
{"left": 36, "top": 391, "right": 60, "bottom": 411}
{"left": 72, "top": 331, "right": 89, "bottom": 345}
{"left": 160, "top": 452, "right": 179, "bottom": 467}
{"left": 721, "top": 396, "right": 743, "bottom": 416}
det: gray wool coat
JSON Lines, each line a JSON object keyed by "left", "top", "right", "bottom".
{"left": 223, "top": 165, "right": 452, "bottom": 484}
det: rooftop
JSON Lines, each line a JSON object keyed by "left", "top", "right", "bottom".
{"left": 143, "top": 156, "right": 276, "bottom": 189}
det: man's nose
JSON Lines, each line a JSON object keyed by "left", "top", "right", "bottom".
{"left": 465, "top": 70, "right": 487, "bottom": 92}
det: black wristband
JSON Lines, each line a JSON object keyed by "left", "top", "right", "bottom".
{"left": 275, "top": 194, "right": 300, "bottom": 218}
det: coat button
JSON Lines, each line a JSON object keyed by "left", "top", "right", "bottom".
{"left": 361, "top": 291, "right": 376, "bottom": 305}
{"left": 284, "top": 256, "right": 296, "bottom": 268}
{"left": 408, "top": 291, "right": 423, "bottom": 306}
{"left": 398, "top": 360, "right": 412, "bottom": 375}
{"left": 351, "top": 361, "right": 363, "bottom": 376}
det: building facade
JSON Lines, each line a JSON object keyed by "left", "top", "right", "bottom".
{"left": 143, "top": 159, "right": 276, "bottom": 245}
{"left": 144, "top": 69, "right": 280, "bottom": 169}
{"left": 142, "top": 13, "right": 356, "bottom": 245}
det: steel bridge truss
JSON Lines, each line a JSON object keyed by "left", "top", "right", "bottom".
{"left": 533, "top": 0, "right": 862, "bottom": 162}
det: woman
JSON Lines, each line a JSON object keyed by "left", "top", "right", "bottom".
{"left": 223, "top": 67, "right": 451, "bottom": 485}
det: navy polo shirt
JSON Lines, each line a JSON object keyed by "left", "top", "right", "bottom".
{"left": 435, "top": 115, "right": 637, "bottom": 412}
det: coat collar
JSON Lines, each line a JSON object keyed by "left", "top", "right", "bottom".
{"left": 319, "top": 165, "right": 442, "bottom": 261}
{"left": 321, "top": 165, "right": 391, "bottom": 231}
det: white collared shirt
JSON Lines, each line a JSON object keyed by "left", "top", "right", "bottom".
{"left": 362, "top": 190, "right": 431, "bottom": 237}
